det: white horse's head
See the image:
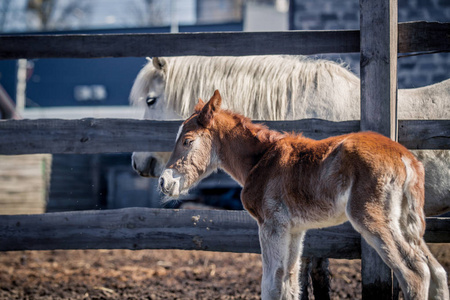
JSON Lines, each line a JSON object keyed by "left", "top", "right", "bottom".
{"left": 130, "top": 57, "right": 179, "bottom": 177}
{"left": 130, "top": 57, "right": 179, "bottom": 120}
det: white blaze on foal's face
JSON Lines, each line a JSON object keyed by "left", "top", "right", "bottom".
{"left": 159, "top": 115, "right": 217, "bottom": 198}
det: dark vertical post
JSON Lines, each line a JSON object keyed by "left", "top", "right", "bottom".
{"left": 360, "top": 0, "right": 398, "bottom": 299}
{"left": 360, "top": 0, "right": 398, "bottom": 139}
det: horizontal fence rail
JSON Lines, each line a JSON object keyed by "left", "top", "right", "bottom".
{"left": 0, "top": 208, "right": 447, "bottom": 256}
{"left": 398, "top": 21, "right": 450, "bottom": 55}
{"left": 0, "top": 30, "right": 360, "bottom": 59}
{"left": 0, "top": 118, "right": 448, "bottom": 155}
{"left": 0, "top": 22, "right": 448, "bottom": 59}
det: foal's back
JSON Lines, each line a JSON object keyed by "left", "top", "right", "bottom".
{"left": 242, "top": 131, "right": 424, "bottom": 229}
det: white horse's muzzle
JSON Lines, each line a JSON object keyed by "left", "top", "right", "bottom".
{"left": 132, "top": 152, "right": 170, "bottom": 178}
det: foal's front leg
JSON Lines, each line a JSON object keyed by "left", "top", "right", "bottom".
{"left": 259, "top": 221, "right": 305, "bottom": 300}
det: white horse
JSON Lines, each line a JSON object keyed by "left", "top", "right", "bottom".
{"left": 130, "top": 55, "right": 449, "bottom": 217}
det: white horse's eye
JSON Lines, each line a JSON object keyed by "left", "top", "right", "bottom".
{"left": 146, "top": 96, "right": 157, "bottom": 106}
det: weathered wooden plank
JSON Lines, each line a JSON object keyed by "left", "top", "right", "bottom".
{"left": 0, "top": 194, "right": 43, "bottom": 203}
{"left": 0, "top": 118, "right": 181, "bottom": 154}
{"left": 0, "top": 208, "right": 361, "bottom": 258}
{"left": 360, "top": 0, "right": 398, "bottom": 297}
{"left": 0, "top": 198, "right": 47, "bottom": 205}
{"left": 398, "top": 120, "right": 450, "bottom": 149}
{"left": 0, "top": 118, "right": 356, "bottom": 154}
{"left": 0, "top": 30, "right": 360, "bottom": 59}
{"left": 0, "top": 183, "right": 45, "bottom": 193}
{"left": 0, "top": 207, "right": 47, "bottom": 215}
{"left": 0, "top": 208, "right": 446, "bottom": 255}
{"left": 425, "top": 217, "right": 450, "bottom": 243}
{"left": 0, "top": 119, "right": 448, "bottom": 155}
{"left": 398, "top": 21, "right": 450, "bottom": 54}
{"left": 0, "top": 154, "right": 50, "bottom": 215}
{"left": 0, "top": 22, "right": 447, "bottom": 59}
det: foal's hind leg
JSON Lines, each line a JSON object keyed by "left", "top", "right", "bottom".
{"left": 347, "top": 196, "right": 431, "bottom": 299}
{"left": 351, "top": 220, "right": 431, "bottom": 299}
{"left": 417, "top": 242, "right": 449, "bottom": 300}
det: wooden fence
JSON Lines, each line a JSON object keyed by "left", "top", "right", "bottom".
{"left": 0, "top": 21, "right": 447, "bottom": 59}
{"left": 0, "top": 0, "right": 449, "bottom": 298}
{"left": 0, "top": 208, "right": 448, "bottom": 254}
{"left": 0, "top": 119, "right": 448, "bottom": 154}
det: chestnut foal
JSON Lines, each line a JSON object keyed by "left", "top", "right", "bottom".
{"left": 159, "top": 90, "right": 448, "bottom": 300}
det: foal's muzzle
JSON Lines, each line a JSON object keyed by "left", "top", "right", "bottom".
{"left": 159, "top": 176, "right": 176, "bottom": 195}
{"left": 159, "top": 169, "right": 182, "bottom": 197}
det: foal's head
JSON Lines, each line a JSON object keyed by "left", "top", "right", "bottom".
{"left": 159, "top": 90, "right": 223, "bottom": 198}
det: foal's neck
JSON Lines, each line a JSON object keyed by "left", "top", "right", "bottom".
{"left": 216, "top": 114, "right": 282, "bottom": 185}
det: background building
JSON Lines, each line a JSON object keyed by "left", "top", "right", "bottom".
{"left": 290, "top": 0, "right": 450, "bottom": 88}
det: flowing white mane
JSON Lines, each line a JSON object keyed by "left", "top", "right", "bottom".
{"left": 130, "top": 55, "right": 360, "bottom": 120}
{"left": 130, "top": 55, "right": 450, "bottom": 121}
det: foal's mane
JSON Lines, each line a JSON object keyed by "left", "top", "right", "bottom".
{"left": 221, "top": 108, "right": 289, "bottom": 144}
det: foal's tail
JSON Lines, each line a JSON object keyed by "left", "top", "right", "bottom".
{"left": 400, "top": 156, "right": 426, "bottom": 242}
{"left": 401, "top": 156, "right": 450, "bottom": 300}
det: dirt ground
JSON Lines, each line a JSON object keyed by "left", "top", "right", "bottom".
{"left": 0, "top": 245, "right": 448, "bottom": 300}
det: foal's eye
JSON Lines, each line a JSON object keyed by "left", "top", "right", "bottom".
{"left": 183, "top": 139, "right": 193, "bottom": 147}
{"left": 146, "top": 96, "right": 157, "bottom": 106}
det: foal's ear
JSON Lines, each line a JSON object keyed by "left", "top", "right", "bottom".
{"left": 194, "top": 98, "right": 205, "bottom": 113}
{"left": 209, "top": 90, "right": 222, "bottom": 110}
{"left": 198, "top": 90, "right": 222, "bottom": 127}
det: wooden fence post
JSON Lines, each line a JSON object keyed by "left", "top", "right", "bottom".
{"left": 360, "top": 0, "right": 398, "bottom": 299}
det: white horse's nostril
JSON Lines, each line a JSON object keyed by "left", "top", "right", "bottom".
{"left": 159, "top": 177, "right": 165, "bottom": 190}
